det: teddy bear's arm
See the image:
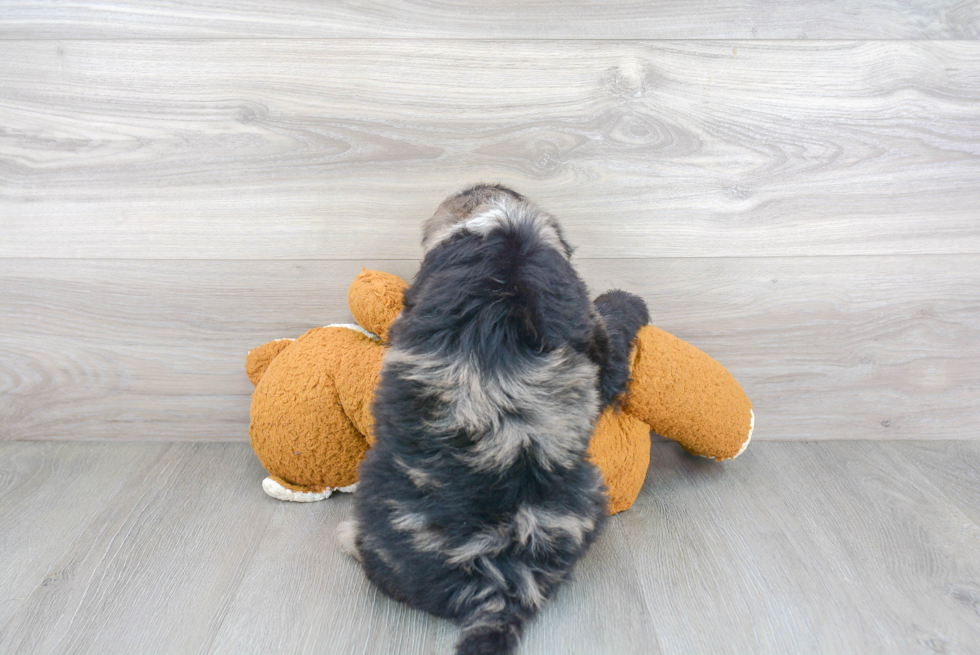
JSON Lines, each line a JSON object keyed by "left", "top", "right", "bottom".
{"left": 587, "top": 408, "right": 652, "bottom": 515}
{"left": 245, "top": 339, "right": 294, "bottom": 386}
{"left": 625, "top": 325, "right": 753, "bottom": 461}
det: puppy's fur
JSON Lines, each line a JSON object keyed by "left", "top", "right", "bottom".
{"left": 339, "top": 185, "right": 649, "bottom": 655}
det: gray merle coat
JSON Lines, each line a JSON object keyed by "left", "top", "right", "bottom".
{"left": 337, "top": 185, "right": 648, "bottom": 655}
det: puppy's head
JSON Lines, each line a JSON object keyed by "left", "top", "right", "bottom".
{"left": 422, "top": 184, "right": 572, "bottom": 258}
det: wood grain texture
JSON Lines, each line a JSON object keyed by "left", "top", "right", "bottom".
{"left": 211, "top": 490, "right": 659, "bottom": 654}
{"left": 0, "top": 442, "right": 276, "bottom": 654}
{"left": 2, "top": 255, "right": 976, "bottom": 441}
{"left": 207, "top": 494, "right": 458, "bottom": 655}
{"left": 2, "top": 40, "right": 979, "bottom": 259}
{"left": 620, "top": 441, "right": 980, "bottom": 654}
{"left": 0, "top": 441, "right": 167, "bottom": 630}
{"left": 0, "top": 259, "right": 419, "bottom": 441}
{"left": 896, "top": 441, "right": 980, "bottom": 529}
{"left": 517, "top": 516, "right": 662, "bottom": 655}
{"left": 1, "top": 1, "right": 978, "bottom": 39}
{"left": 2, "top": 441, "right": 979, "bottom": 654}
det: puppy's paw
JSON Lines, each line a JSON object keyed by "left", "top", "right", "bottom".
{"left": 336, "top": 520, "right": 362, "bottom": 562}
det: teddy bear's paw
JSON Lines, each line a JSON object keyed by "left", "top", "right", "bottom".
{"left": 262, "top": 477, "right": 332, "bottom": 502}
{"left": 261, "top": 477, "right": 359, "bottom": 502}
{"left": 734, "top": 410, "right": 755, "bottom": 457}
{"left": 696, "top": 409, "right": 754, "bottom": 461}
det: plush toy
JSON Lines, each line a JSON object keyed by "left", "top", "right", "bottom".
{"left": 247, "top": 270, "right": 753, "bottom": 514}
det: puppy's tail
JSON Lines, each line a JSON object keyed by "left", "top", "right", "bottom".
{"left": 456, "top": 599, "right": 526, "bottom": 655}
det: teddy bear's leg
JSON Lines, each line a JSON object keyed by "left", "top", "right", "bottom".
{"left": 625, "top": 325, "right": 753, "bottom": 461}
{"left": 587, "top": 408, "right": 652, "bottom": 514}
{"left": 249, "top": 330, "right": 371, "bottom": 500}
{"left": 261, "top": 476, "right": 358, "bottom": 502}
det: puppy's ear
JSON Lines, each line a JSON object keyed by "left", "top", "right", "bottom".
{"left": 586, "top": 311, "right": 627, "bottom": 407}
{"left": 590, "top": 291, "right": 650, "bottom": 407}
{"left": 585, "top": 309, "right": 611, "bottom": 371}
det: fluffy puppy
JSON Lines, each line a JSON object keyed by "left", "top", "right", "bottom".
{"left": 338, "top": 184, "right": 649, "bottom": 655}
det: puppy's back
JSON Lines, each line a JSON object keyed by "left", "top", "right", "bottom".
{"left": 359, "top": 189, "right": 611, "bottom": 655}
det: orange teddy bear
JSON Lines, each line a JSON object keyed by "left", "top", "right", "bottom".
{"left": 247, "top": 269, "right": 753, "bottom": 514}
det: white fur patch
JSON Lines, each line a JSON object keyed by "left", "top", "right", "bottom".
{"left": 425, "top": 197, "right": 567, "bottom": 257}
{"left": 513, "top": 504, "right": 595, "bottom": 552}
{"left": 515, "top": 564, "right": 545, "bottom": 609}
{"left": 336, "top": 520, "right": 361, "bottom": 561}
{"left": 394, "top": 455, "right": 443, "bottom": 490}
{"left": 445, "top": 529, "right": 510, "bottom": 566}
{"left": 451, "top": 581, "right": 497, "bottom": 612}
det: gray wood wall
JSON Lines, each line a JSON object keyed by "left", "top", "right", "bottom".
{"left": 2, "top": 2, "right": 978, "bottom": 442}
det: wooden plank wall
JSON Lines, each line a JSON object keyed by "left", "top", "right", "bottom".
{"left": 1, "top": 3, "right": 978, "bottom": 441}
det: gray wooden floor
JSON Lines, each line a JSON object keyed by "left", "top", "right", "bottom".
{"left": 2, "top": 4, "right": 979, "bottom": 654}
{"left": 2, "top": 439, "right": 979, "bottom": 654}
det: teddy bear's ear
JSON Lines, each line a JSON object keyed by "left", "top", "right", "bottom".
{"left": 245, "top": 339, "right": 294, "bottom": 386}
{"left": 347, "top": 269, "right": 408, "bottom": 342}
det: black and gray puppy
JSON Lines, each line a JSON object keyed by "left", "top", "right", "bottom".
{"left": 337, "top": 184, "right": 649, "bottom": 655}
